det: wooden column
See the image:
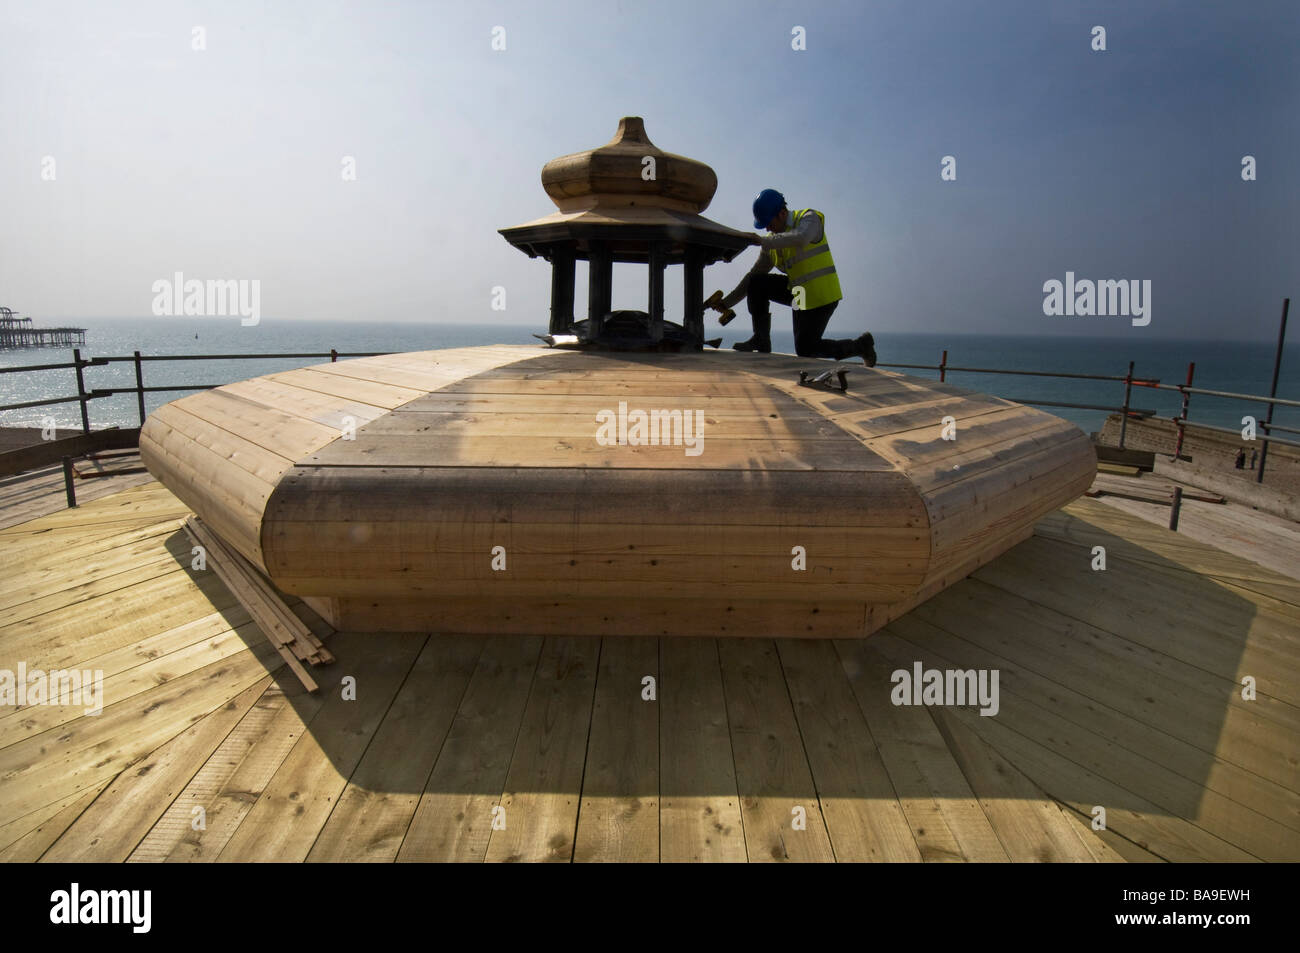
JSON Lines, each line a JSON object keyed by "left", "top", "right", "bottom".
{"left": 549, "top": 245, "right": 576, "bottom": 334}
{"left": 682, "top": 246, "right": 705, "bottom": 347}
{"left": 587, "top": 241, "right": 612, "bottom": 337}
{"left": 647, "top": 242, "right": 666, "bottom": 343}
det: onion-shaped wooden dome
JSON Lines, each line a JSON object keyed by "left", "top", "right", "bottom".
{"left": 541, "top": 116, "right": 719, "bottom": 214}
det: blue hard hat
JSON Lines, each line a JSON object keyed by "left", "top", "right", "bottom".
{"left": 752, "top": 189, "right": 785, "bottom": 229}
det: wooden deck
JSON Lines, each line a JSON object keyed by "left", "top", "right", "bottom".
{"left": 1, "top": 476, "right": 1298, "bottom": 862}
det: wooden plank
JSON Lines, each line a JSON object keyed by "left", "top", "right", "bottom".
{"left": 836, "top": 638, "right": 1010, "bottom": 862}
{"left": 1056, "top": 802, "right": 1166, "bottom": 862}
{"left": 482, "top": 637, "right": 601, "bottom": 863}
{"left": 0, "top": 519, "right": 184, "bottom": 613}
{"left": 41, "top": 677, "right": 271, "bottom": 861}
{"left": 0, "top": 780, "right": 112, "bottom": 862}
{"left": 0, "top": 539, "right": 195, "bottom": 631}
{"left": 0, "top": 469, "right": 159, "bottom": 531}
{"left": 306, "top": 636, "right": 484, "bottom": 862}
{"left": 265, "top": 367, "right": 424, "bottom": 409}
{"left": 1098, "top": 462, "right": 1142, "bottom": 477}
{"left": 216, "top": 631, "right": 425, "bottom": 862}
{"left": 0, "top": 644, "right": 281, "bottom": 828}
{"left": 184, "top": 517, "right": 326, "bottom": 690}
{"left": 658, "top": 638, "right": 746, "bottom": 862}
{"left": 0, "top": 515, "right": 181, "bottom": 581}
{"left": 151, "top": 402, "right": 297, "bottom": 483}
{"left": 914, "top": 579, "right": 1300, "bottom": 799}
{"left": 219, "top": 377, "right": 391, "bottom": 430}
{"left": 264, "top": 467, "right": 924, "bottom": 530}
{"left": 168, "top": 388, "right": 339, "bottom": 459}
{"left": 975, "top": 537, "right": 1300, "bottom": 702}
{"left": 777, "top": 639, "right": 921, "bottom": 861}
{"left": 396, "top": 637, "right": 545, "bottom": 862}
{"left": 268, "top": 520, "right": 928, "bottom": 560}
{"left": 0, "top": 621, "right": 276, "bottom": 749}
{"left": 1039, "top": 501, "right": 1300, "bottom": 601}
{"left": 716, "top": 639, "right": 835, "bottom": 862}
{"left": 0, "top": 570, "right": 242, "bottom": 679}
{"left": 867, "top": 626, "right": 1269, "bottom": 862}
{"left": 390, "top": 392, "right": 821, "bottom": 417}
{"left": 573, "top": 637, "right": 659, "bottom": 862}
{"left": 151, "top": 681, "right": 327, "bottom": 862}
{"left": 139, "top": 419, "right": 268, "bottom": 565}
{"left": 362, "top": 410, "right": 850, "bottom": 441}
{"left": 928, "top": 704, "right": 1125, "bottom": 862}
{"left": 301, "top": 433, "right": 872, "bottom": 471}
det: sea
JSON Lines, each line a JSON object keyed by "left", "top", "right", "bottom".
{"left": 2, "top": 317, "right": 1297, "bottom": 439}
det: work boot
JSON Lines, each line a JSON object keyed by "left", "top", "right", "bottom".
{"left": 853, "top": 332, "right": 877, "bottom": 367}
{"left": 732, "top": 336, "right": 771, "bottom": 353}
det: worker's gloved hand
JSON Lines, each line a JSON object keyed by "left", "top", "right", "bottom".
{"left": 749, "top": 234, "right": 764, "bottom": 246}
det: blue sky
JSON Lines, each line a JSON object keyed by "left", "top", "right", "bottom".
{"left": 1, "top": 0, "right": 1296, "bottom": 340}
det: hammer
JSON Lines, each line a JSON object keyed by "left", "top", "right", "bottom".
{"left": 704, "top": 290, "right": 737, "bottom": 326}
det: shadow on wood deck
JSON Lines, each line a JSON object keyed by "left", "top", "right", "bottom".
{"left": 0, "top": 478, "right": 1296, "bottom": 862}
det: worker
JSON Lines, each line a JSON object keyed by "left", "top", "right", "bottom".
{"left": 708, "top": 189, "right": 876, "bottom": 365}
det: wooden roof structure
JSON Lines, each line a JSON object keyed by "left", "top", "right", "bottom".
{"left": 136, "top": 346, "right": 1096, "bottom": 637}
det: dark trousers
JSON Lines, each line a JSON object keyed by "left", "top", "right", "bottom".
{"left": 746, "top": 274, "right": 853, "bottom": 359}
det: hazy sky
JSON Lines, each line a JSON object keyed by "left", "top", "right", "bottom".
{"left": 2, "top": 0, "right": 1296, "bottom": 340}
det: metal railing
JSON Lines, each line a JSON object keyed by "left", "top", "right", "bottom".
{"left": 0, "top": 348, "right": 390, "bottom": 432}
{"left": 1, "top": 299, "right": 1293, "bottom": 480}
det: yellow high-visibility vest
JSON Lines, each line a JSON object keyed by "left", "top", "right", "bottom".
{"left": 769, "top": 208, "right": 842, "bottom": 310}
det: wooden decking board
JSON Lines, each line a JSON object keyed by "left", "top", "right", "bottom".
{"left": 835, "top": 638, "right": 1010, "bottom": 862}
{"left": 868, "top": 628, "right": 1281, "bottom": 861}
{"left": 974, "top": 539, "right": 1300, "bottom": 700}
{"left": 41, "top": 676, "right": 272, "bottom": 862}
{"left": 778, "top": 639, "right": 922, "bottom": 861}
{"left": 0, "top": 780, "right": 113, "bottom": 862}
{"left": 151, "top": 682, "right": 326, "bottom": 862}
{"left": 263, "top": 367, "right": 425, "bottom": 408}
{"left": 0, "top": 538, "right": 196, "bottom": 631}
{"left": 0, "top": 515, "right": 182, "bottom": 581}
{"left": 306, "top": 636, "right": 484, "bottom": 863}
{"left": 3, "top": 473, "right": 1298, "bottom": 862}
{"left": 217, "top": 377, "right": 391, "bottom": 431}
{"left": 0, "top": 468, "right": 157, "bottom": 532}
{"left": 0, "top": 621, "right": 271, "bottom": 748}
{"left": 396, "top": 636, "right": 545, "bottom": 862}
{"left": 0, "top": 570, "right": 243, "bottom": 678}
{"left": 1040, "top": 500, "right": 1300, "bottom": 599}
{"left": 1087, "top": 493, "right": 1300, "bottom": 587}
{"left": 715, "top": 639, "right": 836, "bottom": 862}
{"left": 572, "top": 637, "right": 659, "bottom": 862}
{"left": 658, "top": 638, "right": 746, "bottom": 862}
{"left": 215, "top": 631, "right": 426, "bottom": 862}
{"left": 0, "top": 643, "right": 281, "bottom": 829}
{"left": 0, "top": 524, "right": 187, "bottom": 614}
{"left": 482, "top": 637, "right": 601, "bottom": 863}
{"left": 912, "top": 581, "right": 1300, "bottom": 801}
{"left": 892, "top": 609, "right": 1300, "bottom": 837}
{"left": 927, "top": 705, "right": 1109, "bottom": 862}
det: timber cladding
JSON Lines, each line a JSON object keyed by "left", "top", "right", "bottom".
{"left": 141, "top": 346, "right": 1096, "bottom": 637}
